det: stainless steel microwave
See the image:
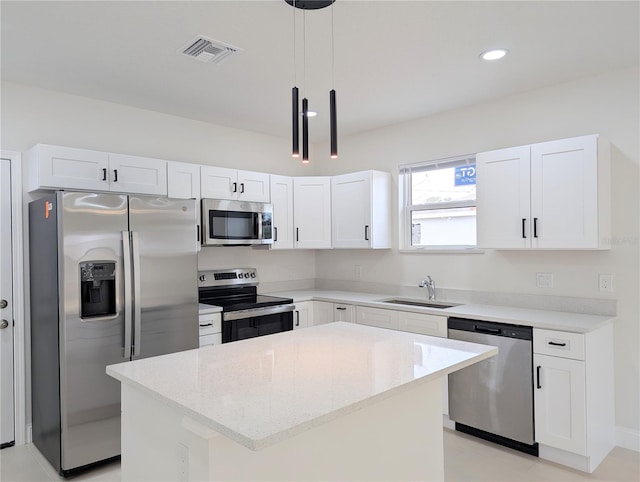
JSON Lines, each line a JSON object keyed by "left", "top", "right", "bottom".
{"left": 201, "top": 199, "right": 273, "bottom": 246}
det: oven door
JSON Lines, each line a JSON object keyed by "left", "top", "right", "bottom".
{"left": 222, "top": 304, "right": 294, "bottom": 343}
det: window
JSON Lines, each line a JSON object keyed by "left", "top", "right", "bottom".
{"left": 399, "top": 154, "right": 477, "bottom": 250}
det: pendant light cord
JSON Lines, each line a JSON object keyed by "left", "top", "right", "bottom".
{"left": 331, "top": 0, "right": 335, "bottom": 88}
{"left": 293, "top": 0, "right": 297, "bottom": 86}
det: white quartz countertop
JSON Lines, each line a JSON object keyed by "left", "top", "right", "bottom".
{"left": 107, "top": 322, "right": 496, "bottom": 451}
{"left": 265, "top": 289, "right": 615, "bottom": 333}
{"left": 198, "top": 303, "right": 222, "bottom": 315}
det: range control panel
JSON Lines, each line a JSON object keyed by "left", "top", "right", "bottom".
{"left": 198, "top": 268, "right": 258, "bottom": 287}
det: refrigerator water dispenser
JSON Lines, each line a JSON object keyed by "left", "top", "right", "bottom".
{"left": 80, "top": 262, "right": 116, "bottom": 319}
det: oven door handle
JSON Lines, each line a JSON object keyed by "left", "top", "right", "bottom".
{"left": 223, "top": 304, "right": 295, "bottom": 321}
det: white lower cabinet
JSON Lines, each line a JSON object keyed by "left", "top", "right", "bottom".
{"left": 397, "top": 311, "right": 447, "bottom": 338}
{"left": 355, "top": 306, "right": 398, "bottom": 330}
{"left": 333, "top": 303, "right": 354, "bottom": 322}
{"left": 293, "top": 301, "right": 313, "bottom": 329}
{"left": 533, "top": 325, "right": 614, "bottom": 473}
{"left": 199, "top": 312, "right": 222, "bottom": 347}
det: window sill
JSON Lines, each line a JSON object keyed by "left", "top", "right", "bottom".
{"left": 398, "top": 248, "right": 485, "bottom": 254}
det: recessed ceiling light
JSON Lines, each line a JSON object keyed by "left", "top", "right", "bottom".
{"left": 480, "top": 48, "right": 509, "bottom": 61}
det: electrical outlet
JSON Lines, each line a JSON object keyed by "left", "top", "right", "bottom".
{"left": 536, "top": 272, "right": 554, "bottom": 289}
{"left": 599, "top": 274, "right": 614, "bottom": 292}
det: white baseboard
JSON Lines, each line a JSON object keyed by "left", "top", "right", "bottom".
{"left": 616, "top": 425, "right": 640, "bottom": 452}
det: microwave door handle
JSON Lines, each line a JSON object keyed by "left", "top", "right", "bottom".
{"left": 122, "top": 231, "right": 132, "bottom": 359}
{"left": 257, "top": 213, "right": 263, "bottom": 240}
{"left": 131, "top": 231, "right": 142, "bottom": 357}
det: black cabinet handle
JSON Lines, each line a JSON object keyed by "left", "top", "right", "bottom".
{"left": 197, "top": 225, "right": 200, "bottom": 243}
{"left": 240, "top": 183, "right": 245, "bottom": 193}
{"left": 533, "top": 218, "right": 539, "bottom": 238}
{"left": 295, "top": 311, "right": 300, "bottom": 327}
{"left": 102, "top": 168, "right": 107, "bottom": 181}
{"left": 365, "top": 225, "right": 369, "bottom": 241}
{"left": 548, "top": 341, "right": 567, "bottom": 347}
{"left": 522, "top": 218, "right": 526, "bottom": 238}
{"left": 113, "top": 169, "right": 118, "bottom": 182}
{"left": 232, "top": 182, "right": 237, "bottom": 193}
{"left": 274, "top": 227, "right": 278, "bottom": 242}
{"left": 536, "top": 366, "right": 542, "bottom": 389}
{"left": 296, "top": 227, "right": 299, "bottom": 242}
{"left": 336, "top": 307, "right": 347, "bottom": 311}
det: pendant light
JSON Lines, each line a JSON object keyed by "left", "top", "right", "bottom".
{"left": 286, "top": 0, "right": 338, "bottom": 162}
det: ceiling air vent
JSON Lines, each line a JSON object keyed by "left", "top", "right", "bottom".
{"left": 179, "top": 36, "right": 242, "bottom": 64}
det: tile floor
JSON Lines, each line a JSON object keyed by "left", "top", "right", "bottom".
{"left": 1, "top": 429, "right": 638, "bottom": 481}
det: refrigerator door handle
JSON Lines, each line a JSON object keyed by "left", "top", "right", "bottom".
{"left": 131, "top": 231, "right": 142, "bottom": 357}
{"left": 122, "top": 231, "right": 133, "bottom": 358}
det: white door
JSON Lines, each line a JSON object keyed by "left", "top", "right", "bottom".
{"left": 108, "top": 153, "right": 168, "bottom": 195}
{"left": 200, "top": 166, "right": 237, "bottom": 199}
{"left": 476, "top": 145, "right": 531, "bottom": 248}
{"left": 270, "top": 175, "right": 294, "bottom": 249}
{"left": 0, "top": 159, "right": 14, "bottom": 446}
{"left": 237, "top": 170, "right": 270, "bottom": 203}
{"left": 293, "top": 177, "right": 332, "bottom": 249}
{"left": 332, "top": 172, "right": 371, "bottom": 248}
{"left": 530, "top": 135, "right": 598, "bottom": 248}
{"left": 534, "top": 353, "right": 587, "bottom": 454}
{"left": 312, "top": 301, "right": 334, "bottom": 325}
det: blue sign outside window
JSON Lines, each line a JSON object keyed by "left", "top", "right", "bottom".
{"left": 454, "top": 165, "right": 476, "bottom": 186}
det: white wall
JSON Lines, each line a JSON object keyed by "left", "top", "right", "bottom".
{"left": 313, "top": 67, "right": 640, "bottom": 435}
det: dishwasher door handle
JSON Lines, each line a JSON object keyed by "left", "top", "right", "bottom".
{"left": 474, "top": 325, "right": 502, "bottom": 335}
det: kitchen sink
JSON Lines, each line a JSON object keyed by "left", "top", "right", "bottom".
{"left": 377, "top": 299, "right": 458, "bottom": 309}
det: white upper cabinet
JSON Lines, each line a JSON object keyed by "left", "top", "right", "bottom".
{"left": 200, "top": 166, "right": 270, "bottom": 203}
{"left": 107, "top": 153, "right": 167, "bottom": 195}
{"left": 270, "top": 175, "right": 294, "bottom": 250}
{"left": 476, "top": 135, "right": 610, "bottom": 249}
{"left": 167, "top": 161, "right": 201, "bottom": 200}
{"left": 293, "top": 176, "right": 332, "bottom": 249}
{"left": 26, "top": 144, "right": 168, "bottom": 195}
{"left": 331, "top": 170, "right": 392, "bottom": 249}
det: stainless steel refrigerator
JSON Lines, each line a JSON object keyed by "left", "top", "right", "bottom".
{"left": 29, "top": 191, "right": 199, "bottom": 476}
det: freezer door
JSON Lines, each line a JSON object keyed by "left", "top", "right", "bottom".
{"left": 58, "top": 192, "right": 129, "bottom": 471}
{"left": 128, "top": 196, "right": 198, "bottom": 360}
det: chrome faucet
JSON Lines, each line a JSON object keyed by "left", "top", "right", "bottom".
{"left": 419, "top": 276, "right": 436, "bottom": 300}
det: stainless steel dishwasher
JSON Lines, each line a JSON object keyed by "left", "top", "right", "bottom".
{"left": 448, "top": 317, "right": 538, "bottom": 456}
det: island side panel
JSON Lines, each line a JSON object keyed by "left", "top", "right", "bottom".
{"left": 120, "top": 380, "right": 445, "bottom": 481}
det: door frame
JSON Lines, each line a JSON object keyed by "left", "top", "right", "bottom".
{"left": 1, "top": 150, "right": 26, "bottom": 445}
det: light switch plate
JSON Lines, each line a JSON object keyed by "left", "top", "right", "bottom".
{"left": 599, "top": 274, "right": 614, "bottom": 292}
{"left": 536, "top": 272, "right": 554, "bottom": 288}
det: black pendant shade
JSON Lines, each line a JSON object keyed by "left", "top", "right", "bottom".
{"left": 302, "top": 97, "right": 309, "bottom": 161}
{"left": 285, "top": 0, "right": 335, "bottom": 10}
{"left": 292, "top": 87, "right": 299, "bottom": 157}
{"left": 330, "top": 89, "right": 337, "bottom": 158}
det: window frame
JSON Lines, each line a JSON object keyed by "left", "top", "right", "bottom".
{"left": 399, "top": 154, "right": 480, "bottom": 252}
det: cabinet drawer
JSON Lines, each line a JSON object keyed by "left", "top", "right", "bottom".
{"left": 199, "top": 313, "right": 221, "bottom": 335}
{"left": 533, "top": 329, "right": 585, "bottom": 361}
{"left": 334, "top": 303, "right": 354, "bottom": 323}
{"left": 200, "top": 333, "right": 222, "bottom": 347}
{"left": 397, "top": 312, "right": 447, "bottom": 338}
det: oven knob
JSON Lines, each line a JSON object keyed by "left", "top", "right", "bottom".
{"left": 245, "top": 272, "right": 250, "bottom": 278}
{"left": 199, "top": 275, "right": 206, "bottom": 282}
{"left": 250, "top": 273, "right": 256, "bottom": 278}
{"left": 238, "top": 273, "right": 244, "bottom": 279}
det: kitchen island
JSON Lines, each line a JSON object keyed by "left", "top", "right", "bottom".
{"left": 107, "top": 322, "right": 497, "bottom": 481}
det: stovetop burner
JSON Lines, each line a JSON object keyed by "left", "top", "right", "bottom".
{"left": 198, "top": 268, "right": 293, "bottom": 312}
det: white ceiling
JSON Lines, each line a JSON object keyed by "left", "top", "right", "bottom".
{"left": 2, "top": 1, "right": 638, "bottom": 143}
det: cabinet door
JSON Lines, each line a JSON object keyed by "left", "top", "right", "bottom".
{"left": 313, "top": 301, "right": 334, "bottom": 325}
{"left": 293, "top": 301, "right": 312, "bottom": 329}
{"left": 397, "top": 312, "right": 447, "bottom": 337}
{"left": 332, "top": 171, "right": 371, "bottom": 248}
{"left": 201, "top": 166, "right": 237, "bottom": 199}
{"left": 108, "top": 153, "right": 168, "bottom": 195}
{"left": 270, "top": 175, "right": 294, "bottom": 249}
{"left": 530, "top": 136, "right": 598, "bottom": 248}
{"left": 355, "top": 306, "right": 398, "bottom": 330}
{"left": 334, "top": 303, "right": 354, "bottom": 322}
{"left": 237, "top": 170, "right": 270, "bottom": 203}
{"left": 476, "top": 145, "right": 531, "bottom": 248}
{"left": 28, "top": 144, "right": 110, "bottom": 192}
{"left": 293, "top": 177, "right": 332, "bottom": 249}
{"left": 167, "top": 161, "right": 201, "bottom": 200}
{"left": 534, "top": 353, "right": 587, "bottom": 455}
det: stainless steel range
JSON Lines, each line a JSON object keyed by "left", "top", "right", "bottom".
{"left": 198, "top": 268, "right": 294, "bottom": 343}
